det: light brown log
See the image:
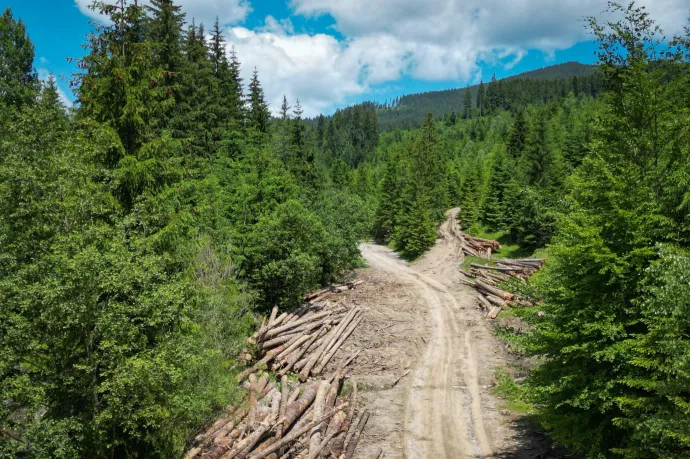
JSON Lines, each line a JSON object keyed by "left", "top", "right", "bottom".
{"left": 265, "top": 311, "right": 332, "bottom": 339}
{"left": 184, "top": 447, "right": 202, "bottom": 459}
{"left": 246, "top": 403, "right": 348, "bottom": 459}
{"left": 480, "top": 292, "right": 507, "bottom": 307}
{"left": 308, "top": 381, "right": 330, "bottom": 456}
{"left": 224, "top": 413, "right": 278, "bottom": 459}
{"left": 485, "top": 271, "right": 511, "bottom": 282}
{"left": 471, "top": 263, "right": 518, "bottom": 273}
{"left": 321, "top": 308, "right": 359, "bottom": 358}
{"left": 298, "top": 325, "right": 340, "bottom": 382}
{"left": 476, "top": 293, "right": 492, "bottom": 310}
{"left": 475, "top": 279, "right": 514, "bottom": 301}
{"left": 305, "top": 428, "right": 338, "bottom": 459}
{"left": 273, "top": 334, "right": 313, "bottom": 364}
{"left": 195, "top": 405, "right": 236, "bottom": 444}
{"left": 261, "top": 332, "right": 301, "bottom": 351}
{"left": 487, "top": 306, "right": 502, "bottom": 319}
{"left": 344, "top": 411, "right": 370, "bottom": 459}
{"left": 267, "top": 307, "right": 279, "bottom": 326}
{"left": 283, "top": 383, "right": 319, "bottom": 429}
{"left": 256, "top": 374, "right": 269, "bottom": 395}
{"left": 279, "top": 329, "right": 323, "bottom": 376}
{"left": 313, "top": 314, "right": 364, "bottom": 375}
{"left": 342, "top": 413, "right": 360, "bottom": 457}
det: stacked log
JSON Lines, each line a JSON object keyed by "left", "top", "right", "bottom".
{"left": 460, "top": 233, "right": 501, "bottom": 259}
{"left": 466, "top": 258, "right": 545, "bottom": 318}
{"left": 186, "top": 282, "right": 368, "bottom": 459}
{"left": 241, "top": 301, "right": 365, "bottom": 383}
{"left": 185, "top": 367, "right": 365, "bottom": 459}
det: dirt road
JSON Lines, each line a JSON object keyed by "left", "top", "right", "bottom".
{"left": 360, "top": 241, "right": 494, "bottom": 458}
{"left": 323, "top": 211, "right": 560, "bottom": 458}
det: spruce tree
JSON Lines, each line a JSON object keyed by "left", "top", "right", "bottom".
{"left": 483, "top": 148, "right": 510, "bottom": 230}
{"left": 0, "top": 8, "right": 38, "bottom": 108}
{"left": 462, "top": 85, "right": 472, "bottom": 119}
{"left": 506, "top": 109, "right": 528, "bottom": 159}
{"left": 373, "top": 157, "right": 400, "bottom": 242}
{"left": 476, "top": 80, "right": 486, "bottom": 117}
{"left": 247, "top": 68, "right": 270, "bottom": 134}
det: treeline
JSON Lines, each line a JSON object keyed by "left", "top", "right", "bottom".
{"left": 377, "top": 63, "right": 601, "bottom": 131}
{"left": 0, "top": 2, "right": 367, "bottom": 458}
{"left": 312, "top": 102, "right": 379, "bottom": 168}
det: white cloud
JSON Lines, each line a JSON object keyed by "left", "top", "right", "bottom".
{"left": 37, "top": 69, "right": 72, "bottom": 107}
{"left": 75, "top": 0, "right": 250, "bottom": 26}
{"left": 227, "top": 23, "right": 367, "bottom": 117}
{"left": 289, "top": 0, "right": 690, "bottom": 82}
{"left": 39, "top": 57, "right": 50, "bottom": 64}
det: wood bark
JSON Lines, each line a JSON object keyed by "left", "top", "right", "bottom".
{"left": 313, "top": 314, "right": 364, "bottom": 375}
{"left": 264, "top": 311, "right": 332, "bottom": 339}
{"left": 476, "top": 293, "right": 492, "bottom": 310}
{"left": 487, "top": 306, "right": 502, "bottom": 319}
{"left": 475, "top": 279, "right": 514, "bottom": 301}
{"left": 246, "top": 403, "right": 348, "bottom": 459}
{"left": 283, "top": 383, "right": 319, "bottom": 429}
{"left": 343, "top": 411, "right": 370, "bottom": 459}
{"left": 308, "top": 381, "right": 330, "bottom": 456}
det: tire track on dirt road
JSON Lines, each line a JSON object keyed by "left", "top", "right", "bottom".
{"left": 360, "top": 240, "right": 493, "bottom": 459}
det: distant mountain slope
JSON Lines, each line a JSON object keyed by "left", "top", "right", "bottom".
{"left": 505, "top": 61, "right": 596, "bottom": 80}
{"left": 376, "top": 61, "right": 598, "bottom": 130}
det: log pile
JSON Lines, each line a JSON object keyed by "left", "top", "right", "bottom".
{"left": 240, "top": 300, "right": 365, "bottom": 383}
{"left": 185, "top": 367, "right": 366, "bottom": 459}
{"left": 185, "top": 283, "right": 368, "bottom": 459}
{"left": 460, "top": 233, "right": 501, "bottom": 259}
{"left": 466, "top": 258, "right": 545, "bottom": 318}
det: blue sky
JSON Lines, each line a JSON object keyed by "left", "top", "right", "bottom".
{"left": 5, "top": 0, "right": 688, "bottom": 116}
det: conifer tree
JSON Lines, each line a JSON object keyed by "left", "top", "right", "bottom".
{"left": 77, "top": 0, "right": 172, "bottom": 157}
{"left": 247, "top": 68, "right": 270, "bottom": 134}
{"left": 459, "top": 162, "right": 481, "bottom": 231}
{"left": 483, "top": 149, "right": 510, "bottom": 230}
{"left": 0, "top": 8, "right": 38, "bottom": 108}
{"left": 146, "top": 0, "right": 184, "bottom": 77}
{"left": 394, "top": 180, "right": 437, "bottom": 259}
{"left": 506, "top": 109, "right": 528, "bottom": 159}
{"left": 476, "top": 80, "right": 486, "bottom": 117}
{"left": 463, "top": 85, "right": 472, "bottom": 119}
{"left": 373, "top": 157, "right": 401, "bottom": 242}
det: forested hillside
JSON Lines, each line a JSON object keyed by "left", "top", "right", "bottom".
{"left": 2, "top": 0, "right": 690, "bottom": 458}
{"left": 374, "top": 61, "right": 601, "bottom": 131}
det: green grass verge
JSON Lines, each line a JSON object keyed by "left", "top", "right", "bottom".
{"left": 492, "top": 371, "right": 535, "bottom": 415}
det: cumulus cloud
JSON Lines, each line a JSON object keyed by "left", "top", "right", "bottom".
{"left": 75, "top": 0, "right": 250, "bottom": 26}
{"left": 290, "top": 0, "right": 690, "bottom": 82}
{"left": 227, "top": 23, "right": 367, "bottom": 117}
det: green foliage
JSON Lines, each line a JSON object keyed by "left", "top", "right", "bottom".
{"left": 1, "top": 3, "right": 364, "bottom": 457}
{"left": 509, "top": 5, "right": 690, "bottom": 457}
{"left": 0, "top": 8, "right": 38, "bottom": 109}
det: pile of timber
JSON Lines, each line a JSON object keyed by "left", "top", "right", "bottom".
{"left": 185, "top": 368, "right": 367, "bottom": 459}
{"left": 467, "top": 258, "right": 545, "bottom": 319}
{"left": 240, "top": 301, "right": 365, "bottom": 383}
{"left": 461, "top": 233, "right": 501, "bottom": 259}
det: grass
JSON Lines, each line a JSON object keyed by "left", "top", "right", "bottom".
{"left": 492, "top": 371, "right": 535, "bottom": 415}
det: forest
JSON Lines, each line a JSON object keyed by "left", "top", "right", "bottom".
{"left": 1, "top": 0, "right": 690, "bottom": 458}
